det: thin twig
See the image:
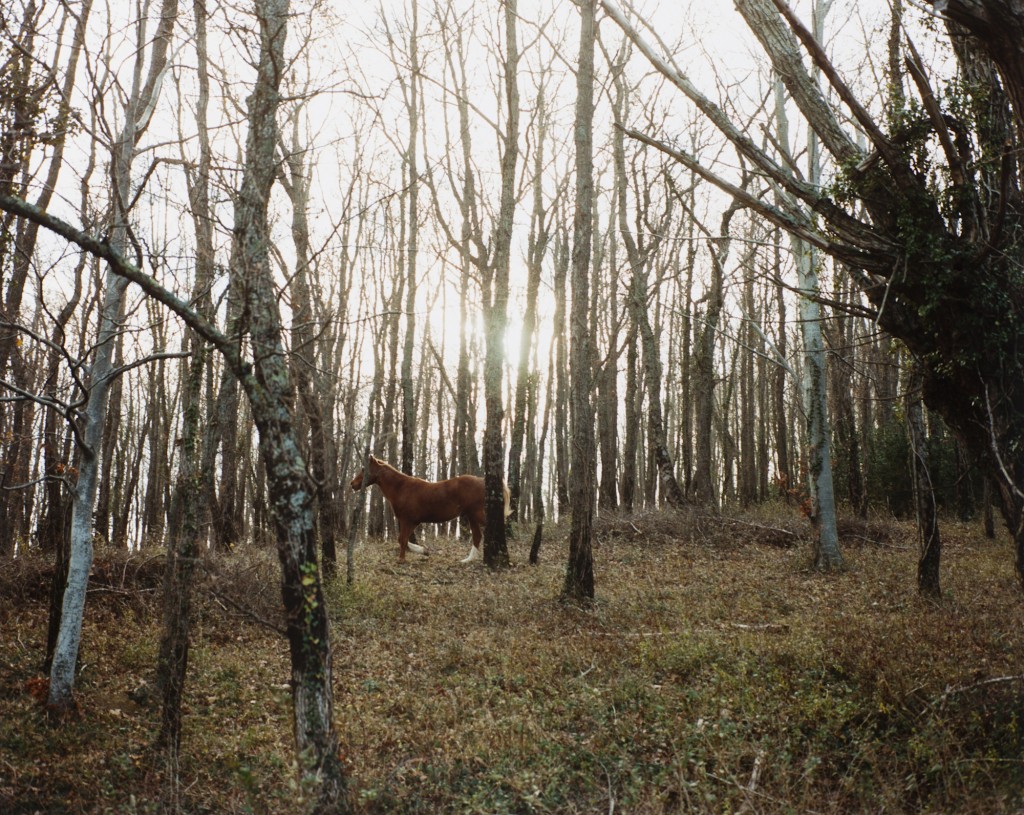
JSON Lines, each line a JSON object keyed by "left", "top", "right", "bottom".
{"left": 203, "top": 585, "right": 287, "bottom": 636}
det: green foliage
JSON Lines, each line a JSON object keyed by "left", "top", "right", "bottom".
{"left": 859, "top": 413, "right": 982, "bottom": 519}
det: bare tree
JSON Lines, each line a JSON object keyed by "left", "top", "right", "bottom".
{"left": 47, "top": 0, "right": 179, "bottom": 712}
{"left": 602, "top": 0, "right": 1024, "bottom": 582}
{"left": 508, "top": 82, "right": 554, "bottom": 528}
{"left": 772, "top": 65, "right": 842, "bottom": 571}
{"left": 611, "top": 65, "right": 686, "bottom": 508}
{"left": 563, "top": 0, "right": 597, "bottom": 603}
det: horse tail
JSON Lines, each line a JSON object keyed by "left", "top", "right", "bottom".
{"left": 502, "top": 482, "right": 512, "bottom": 518}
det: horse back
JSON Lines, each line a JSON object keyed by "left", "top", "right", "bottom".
{"left": 391, "top": 473, "right": 485, "bottom": 525}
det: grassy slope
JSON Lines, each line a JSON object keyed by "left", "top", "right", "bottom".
{"left": 1, "top": 508, "right": 1022, "bottom": 814}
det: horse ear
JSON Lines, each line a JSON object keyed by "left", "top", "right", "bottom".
{"left": 369, "top": 454, "right": 378, "bottom": 464}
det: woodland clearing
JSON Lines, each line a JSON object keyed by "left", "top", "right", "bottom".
{"left": 1, "top": 507, "right": 1022, "bottom": 814}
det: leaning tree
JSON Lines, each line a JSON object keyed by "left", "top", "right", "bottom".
{"left": 603, "top": 0, "right": 1024, "bottom": 587}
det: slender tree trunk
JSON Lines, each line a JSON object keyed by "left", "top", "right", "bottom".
{"left": 212, "top": 302, "right": 243, "bottom": 549}
{"left": 156, "top": 0, "right": 215, "bottom": 758}
{"left": 482, "top": 0, "right": 519, "bottom": 568}
{"left": 553, "top": 232, "right": 570, "bottom": 517}
{"left": 229, "top": 0, "right": 346, "bottom": 805}
{"left": 280, "top": 116, "right": 339, "bottom": 575}
{"left": 41, "top": 257, "right": 84, "bottom": 670}
{"left": 983, "top": 477, "right": 996, "bottom": 539}
{"left": 400, "top": 3, "right": 419, "bottom": 479}
{"left": 691, "top": 204, "right": 741, "bottom": 505}
{"left": 156, "top": 316, "right": 206, "bottom": 754}
{"left": 796, "top": 238, "right": 842, "bottom": 570}
{"left": 773, "top": 64, "right": 843, "bottom": 571}
{"left": 773, "top": 235, "right": 791, "bottom": 500}
{"left": 621, "top": 322, "right": 639, "bottom": 511}
{"left": 739, "top": 268, "right": 757, "bottom": 507}
{"left": 610, "top": 74, "right": 684, "bottom": 508}
{"left": 48, "top": 0, "right": 179, "bottom": 711}
{"left": 906, "top": 361, "right": 941, "bottom": 597}
{"left": 508, "top": 92, "right": 549, "bottom": 527}
{"left": 563, "top": 0, "right": 597, "bottom": 603}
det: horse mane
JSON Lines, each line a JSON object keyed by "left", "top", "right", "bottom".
{"left": 372, "top": 458, "right": 403, "bottom": 477}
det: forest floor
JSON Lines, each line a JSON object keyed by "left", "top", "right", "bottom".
{"left": 1, "top": 505, "right": 1023, "bottom": 814}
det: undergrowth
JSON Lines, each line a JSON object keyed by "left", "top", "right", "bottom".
{"left": 1, "top": 506, "right": 1022, "bottom": 813}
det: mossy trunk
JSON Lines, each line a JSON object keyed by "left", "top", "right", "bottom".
{"left": 230, "top": 0, "right": 346, "bottom": 807}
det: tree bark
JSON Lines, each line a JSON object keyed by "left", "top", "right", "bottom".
{"left": 906, "top": 361, "right": 942, "bottom": 597}
{"left": 482, "top": 0, "right": 519, "bottom": 569}
{"left": 611, "top": 71, "right": 685, "bottom": 508}
{"left": 563, "top": 0, "right": 597, "bottom": 603}
{"left": 155, "top": 0, "right": 216, "bottom": 756}
{"left": 48, "top": 0, "right": 179, "bottom": 712}
{"left": 771, "top": 62, "right": 843, "bottom": 572}
{"left": 509, "top": 91, "right": 550, "bottom": 526}
{"left": 226, "top": 0, "right": 346, "bottom": 805}
{"left": 400, "top": 3, "right": 420, "bottom": 480}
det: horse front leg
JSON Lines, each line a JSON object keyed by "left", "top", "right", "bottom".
{"left": 398, "top": 519, "right": 427, "bottom": 560}
{"left": 461, "top": 517, "right": 482, "bottom": 564}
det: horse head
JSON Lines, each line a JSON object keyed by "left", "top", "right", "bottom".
{"left": 350, "top": 455, "right": 381, "bottom": 491}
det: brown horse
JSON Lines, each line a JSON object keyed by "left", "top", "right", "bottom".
{"left": 350, "top": 455, "right": 511, "bottom": 562}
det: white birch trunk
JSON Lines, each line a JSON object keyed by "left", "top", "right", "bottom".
{"left": 775, "top": 61, "right": 842, "bottom": 570}
{"left": 48, "top": 0, "right": 179, "bottom": 709}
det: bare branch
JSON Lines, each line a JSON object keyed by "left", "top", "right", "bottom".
{"left": 0, "top": 193, "right": 239, "bottom": 373}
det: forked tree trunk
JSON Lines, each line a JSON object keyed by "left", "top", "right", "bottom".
{"left": 691, "top": 200, "right": 743, "bottom": 506}
{"left": 48, "top": 0, "right": 178, "bottom": 712}
{"left": 280, "top": 115, "right": 341, "bottom": 575}
{"left": 611, "top": 71, "right": 684, "bottom": 508}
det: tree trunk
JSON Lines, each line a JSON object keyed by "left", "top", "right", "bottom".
{"left": 906, "top": 361, "right": 942, "bottom": 597}
{"left": 691, "top": 201, "right": 743, "bottom": 505}
{"left": 772, "top": 235, "right": 791, "bottom": 500}
{"left": 280, "top": 115, "right": 340, "bottom": 575}
{"left": 156, "top": 0, "right": 216, "bottom": 756}
{"left": 739, "top": 267, "right": 758, "bottom": 507}
{"left": 228, "top": 0, "right": 346, "bottom": 805}
{"left": 772, "top": 65, "right": 843, "bottom": 572}
{"left": 483, "top": 0, "right": 519, "bottom": 569}
{"left": 620, "top": 322, "right": 639, "bottom": 511}
{"left": 509, "top": 93, "right": 549, "bottom": 526}
{"left": 400, "top": 3, "right": 419, "bottom": 479}
{"left": 48, "top": 0, "right": 179, "bottom": 711}
{"left": 610, "top": 70, "right": 684, "bottom": 508}
{"left": 563, "top": 0, "right": 597, "bottom": 603}
{"left": 553, "top": 231, "right": 570, "bottom": 517}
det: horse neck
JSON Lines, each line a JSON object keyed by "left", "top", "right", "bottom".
{"left": 373, "top": 463, "right": 408, "bottom": 499}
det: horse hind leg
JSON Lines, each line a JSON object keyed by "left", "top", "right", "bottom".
{"left": 461, "top": 516, "right": 482, "bottom": 564}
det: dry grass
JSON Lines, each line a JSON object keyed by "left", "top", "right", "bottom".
{"left": 2, "top": 507, "right": 1023, "bottom": 813}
